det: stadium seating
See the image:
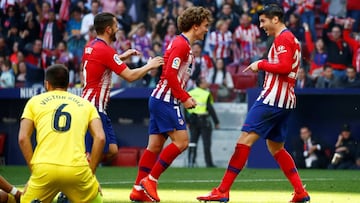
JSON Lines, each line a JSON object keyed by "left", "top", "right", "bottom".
{"left": 228, "top": 64, "right": 258, "bottom": 93}
{"left": 111, "top": 147, "right": 140, "bottom": 167}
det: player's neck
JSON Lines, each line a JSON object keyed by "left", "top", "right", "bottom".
{"left": 96, "top": 35, "right": 110, "bottom": 45}
{"left": 275, "top": 25, "right": 287, "bottom": 37}
{"left": 181, "top": 32, "right": 194, "bottom": 45}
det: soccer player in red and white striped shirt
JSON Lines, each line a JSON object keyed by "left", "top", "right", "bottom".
{"left": 130, "top": 7, "right": 213, "bottom": 202}
{"left": 197, "top": 4, "right": 310, "bottom": 203}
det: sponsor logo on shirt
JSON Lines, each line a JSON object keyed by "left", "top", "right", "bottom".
{"left": 113, "top": 54, "right": 123, "bottom": 65}
{"left": 277, "top": 45, "right": 287, "bottom": 54}
{"left": 172, "top": 57, "right": 181, "bottom": 69}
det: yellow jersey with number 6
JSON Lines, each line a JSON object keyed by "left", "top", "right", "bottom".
{"left": 21, "top": 90, "right": 100, "bottom": 166}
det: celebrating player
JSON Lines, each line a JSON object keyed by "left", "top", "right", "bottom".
{"left": 18, "top": 64, "right": 105, "bottom": 203}
{"left": 129, "top": 6, "right": 213, "bottom": 202}
{"left": 81, "top": 12, "right": 164, "bottom": 162}
{"left": 197, "top": 4, "right": 310, "bottom": 203}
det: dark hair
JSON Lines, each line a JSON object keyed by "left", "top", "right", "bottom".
{"left": 177, "top": 6, "right": 212, "bottom": 32}
{"left": 94, "top": 12, "right": 116, "bottom": 35}
{"left": 45, "top": 64, "right": 69, "bottom": 88}
{"left": 258, "top": 4, "right": 284, "bottom": 23}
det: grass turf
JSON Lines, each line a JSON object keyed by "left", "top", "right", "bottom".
{"left": 1, "top": 166, "right": 359, "bottom": 203}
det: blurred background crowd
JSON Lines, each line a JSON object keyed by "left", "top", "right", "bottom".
{"left": 0, "top": 0, "right": 359, "bottom": 102}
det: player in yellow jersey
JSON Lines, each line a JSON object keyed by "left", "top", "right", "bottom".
{"left": 18, "top": 64, "right": 105, "bottom": 203}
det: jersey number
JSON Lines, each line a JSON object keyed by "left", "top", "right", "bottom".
{"left": 53, "top": 104, "right": 71, "bottom": 132}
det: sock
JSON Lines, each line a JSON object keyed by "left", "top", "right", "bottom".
{"left": 218, "top": 144, "right": 250, "bottom": 193}
{"left": 274, "top": 148, "right": 304, "bottom": 193}
{"left": 135, "top": 149, "right": 158, "bottom": 185}
{"left": 150, "top": 143, "right": 181, "bottom": 179}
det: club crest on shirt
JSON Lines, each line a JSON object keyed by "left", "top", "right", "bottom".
{"left": 113, "top": 54, "right": 123, "bottom": 65}
{"left": 178, "top": 118, "right": 184, "bottom": 125}
{"left": 172, "top": 57, "right": 181, "bottom": 69}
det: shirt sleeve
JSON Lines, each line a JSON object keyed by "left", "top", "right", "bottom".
{"left": 258, "top": 37, "right": 295, "bottom": 74}
{"left": 163, "top": 42, "right": 191, "bottom": 102}
{"left": 104, "top": 47, "right": 128, "bottom": 75}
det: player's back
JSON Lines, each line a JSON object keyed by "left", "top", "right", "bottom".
{"left": 22, "top": 90, "right": 99, "bottom": 166}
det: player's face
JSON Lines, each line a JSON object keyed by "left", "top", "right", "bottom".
{"left": 194, "top": 19, "right": 210, "bottom": 41}
{"left": 259, "top": 14, "right": 274, "bottom": 36}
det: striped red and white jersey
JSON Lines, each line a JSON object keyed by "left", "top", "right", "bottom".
{"left": 209, "top": 31, "right": 232, "bottom": 59}
{"left": 234, "top": 24, "right": 260, "bottom": 60}
{"left": 81, "top": 38, "right": 127, "bottom": 113}
{"left": 151, "top": 34, "right": 193, "bottom": 104}
{"left": 257, "top": 30, "right": 301, "bottom": 109}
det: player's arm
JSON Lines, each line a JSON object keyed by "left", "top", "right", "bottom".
{"left": 18, "top": 118, "right": 35, "bottom": 172}
{"left": 164, "top": 46, "right": 191, "bottom": 102}
{"left": 88, "top": 118, "right": 105, "bottom": 174}
{"left": 258, "top": 40, "right": 298, "bottom": 74}
{"left": 119, "top": 56, "right": 164, "bottom": 82}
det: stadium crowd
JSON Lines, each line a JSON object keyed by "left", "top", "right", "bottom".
{"left": 0, "top": 0, "right": 359, "bottom": 97}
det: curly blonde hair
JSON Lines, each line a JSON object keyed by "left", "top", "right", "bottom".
{"left": 177, "top": 7, "right": 213, "bottom": 32}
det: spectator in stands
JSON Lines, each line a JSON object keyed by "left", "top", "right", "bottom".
{"left": 0, "top": 36, "right": 10, "bottom": 57}
{"left": 191, "top": 41, "right": 214, "bottom": 83}
{"left": 315, "top": 65, "right": 338, "bottom": 88}
{"left": 6, "top": 23, "right": 23, "bottom": 53}
{"left": 323, "top": 17, "right": 353, "bottom": 78}
{"left": 296, "top": 0, "right": 316, "bottom": 41}
{"left": 346, "top": 0, "right": 360, "bottom": 33}
{"left": 142, "top": 68, "right": 160, "bottom": 88}
{"left": 24, "top": 39, "right": 46, "bottom": 88}
{"left": 124, "top": 0, "right": 149, "bottom": 25}
{"left": 115, "top": 1, "right": 133, "bottom": 36}
{"left": 129, "top": 23, "right": 152, "bottom": 66}
{"left": 343, "top": 18, "right": 360, "bottom": 73}
{"left": 287, "top": 13, "right": 305, "bottom": 42}
{"left": 65, "top": 6, "right": 85, "bottom": 67}
{"left": 327, "top": 0, "right": 347, "bottom": 18}
{"left": 296, "top": 67, "right": 314, "bottom": 88}
{"left": 162, "top": 23, "right": 177, "bottom": 52}
{"left": 80, "top": 1, "right": 100, "bottom": 41}
{"left": 216, "top": 3, "right": 240, "bottom": 32}
{"left": 9, "top": 42, "right": 20, "bottom": 68}
{"left": 209, "top": 19, "right": 233, "bottom": 66}
{"left": 15, "top": 61, "right": 27, "bottom": 88}
{"left": 0, "top": 60, "right": 15, "bottom": 88}
{"left": 292, "top": 126, "right": 329, "bottom": 169}
{"left": 53, "top": 41, "right": 76, "bottom": 86}
{"left": 20, "top": 12, "right": 41, "bottom": 47}
{"left": 101, "top": 0, "right": 120, "bottom": 14}
{"left": 303, "top": 22, "right": 327, "bottom": 79}
{"left": 207, "top": 58, "right": 234, "bottom": 101}
{"left": 234, "top": 13, "right": 261, "bottom": 65}
{"left": 328, "top": 124, "right": 358, "bottom": 169}
{"left": 1, "top": 5, "right": 20, "bottom": 38}
{"left": 336, "top": 66, "right": 360, "bottom": 88}
{"left": 41, "top": 8, "right": 63, "bottom": 51}
{"left": 113, "top": 29, "right": 131, "bottom": 54}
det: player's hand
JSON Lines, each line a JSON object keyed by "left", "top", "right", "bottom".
{"left": 14, "top": 190, "right": 22, "bottom": 203}
{"left": 147, "top": 56, "right": 164, "bottom": 69}
{"left": 243, "top": 61, "right": 260, "bottom": 73}
{"left": 120, "top": 49, "right": 141, "bottom": 60}
{"left": 183, "top": 97, "right": 197, "bottom": 109}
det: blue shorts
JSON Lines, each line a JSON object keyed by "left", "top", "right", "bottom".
{"left": 148, "top": 97, "right": 187, "bottom": 135}
{"left": 85, "top": 111, "right": 117, "bottom": 153}
{"left": 241, "top": 101, "right": 291, "bottom": 142}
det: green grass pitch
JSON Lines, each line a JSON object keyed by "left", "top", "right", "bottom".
{"left": 1, "top": 166, "right": 359, "bottom": 203}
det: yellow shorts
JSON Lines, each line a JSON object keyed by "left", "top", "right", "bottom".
{"left": 21, "top": 164, "right": 100, "bottom": 203}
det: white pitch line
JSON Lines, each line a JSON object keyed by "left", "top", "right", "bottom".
{"left": 99, "top": 177, "right": 358, "bottom": 185}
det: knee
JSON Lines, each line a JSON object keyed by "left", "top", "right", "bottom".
{"left": 174, "top": 139, "right": 189, "bottom": 152}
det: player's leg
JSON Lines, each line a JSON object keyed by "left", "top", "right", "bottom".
{"left": 130, "top": 134, "right": 166, "bottom": 202}
{"left": 61, "top": 166, "right": 101, "bottom": 203}
{"left": 21, "top": 164, "right": 60, "bottom": 203}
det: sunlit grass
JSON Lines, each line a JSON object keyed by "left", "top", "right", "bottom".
{"left": 2, "top": 166, "right": 360, "bottom": 202}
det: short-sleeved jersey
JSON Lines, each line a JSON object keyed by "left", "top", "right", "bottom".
{"left": 151, "top": 34, "right": 193, "bottom": 104}
{"left": 21, "top": 90, "right": 100, "bottom": 166}
{"left": 81, "top": 38, "right": 127, "bottom": 113}
{"left": 257, "top": 30, "right": 301, "bottom": 109}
